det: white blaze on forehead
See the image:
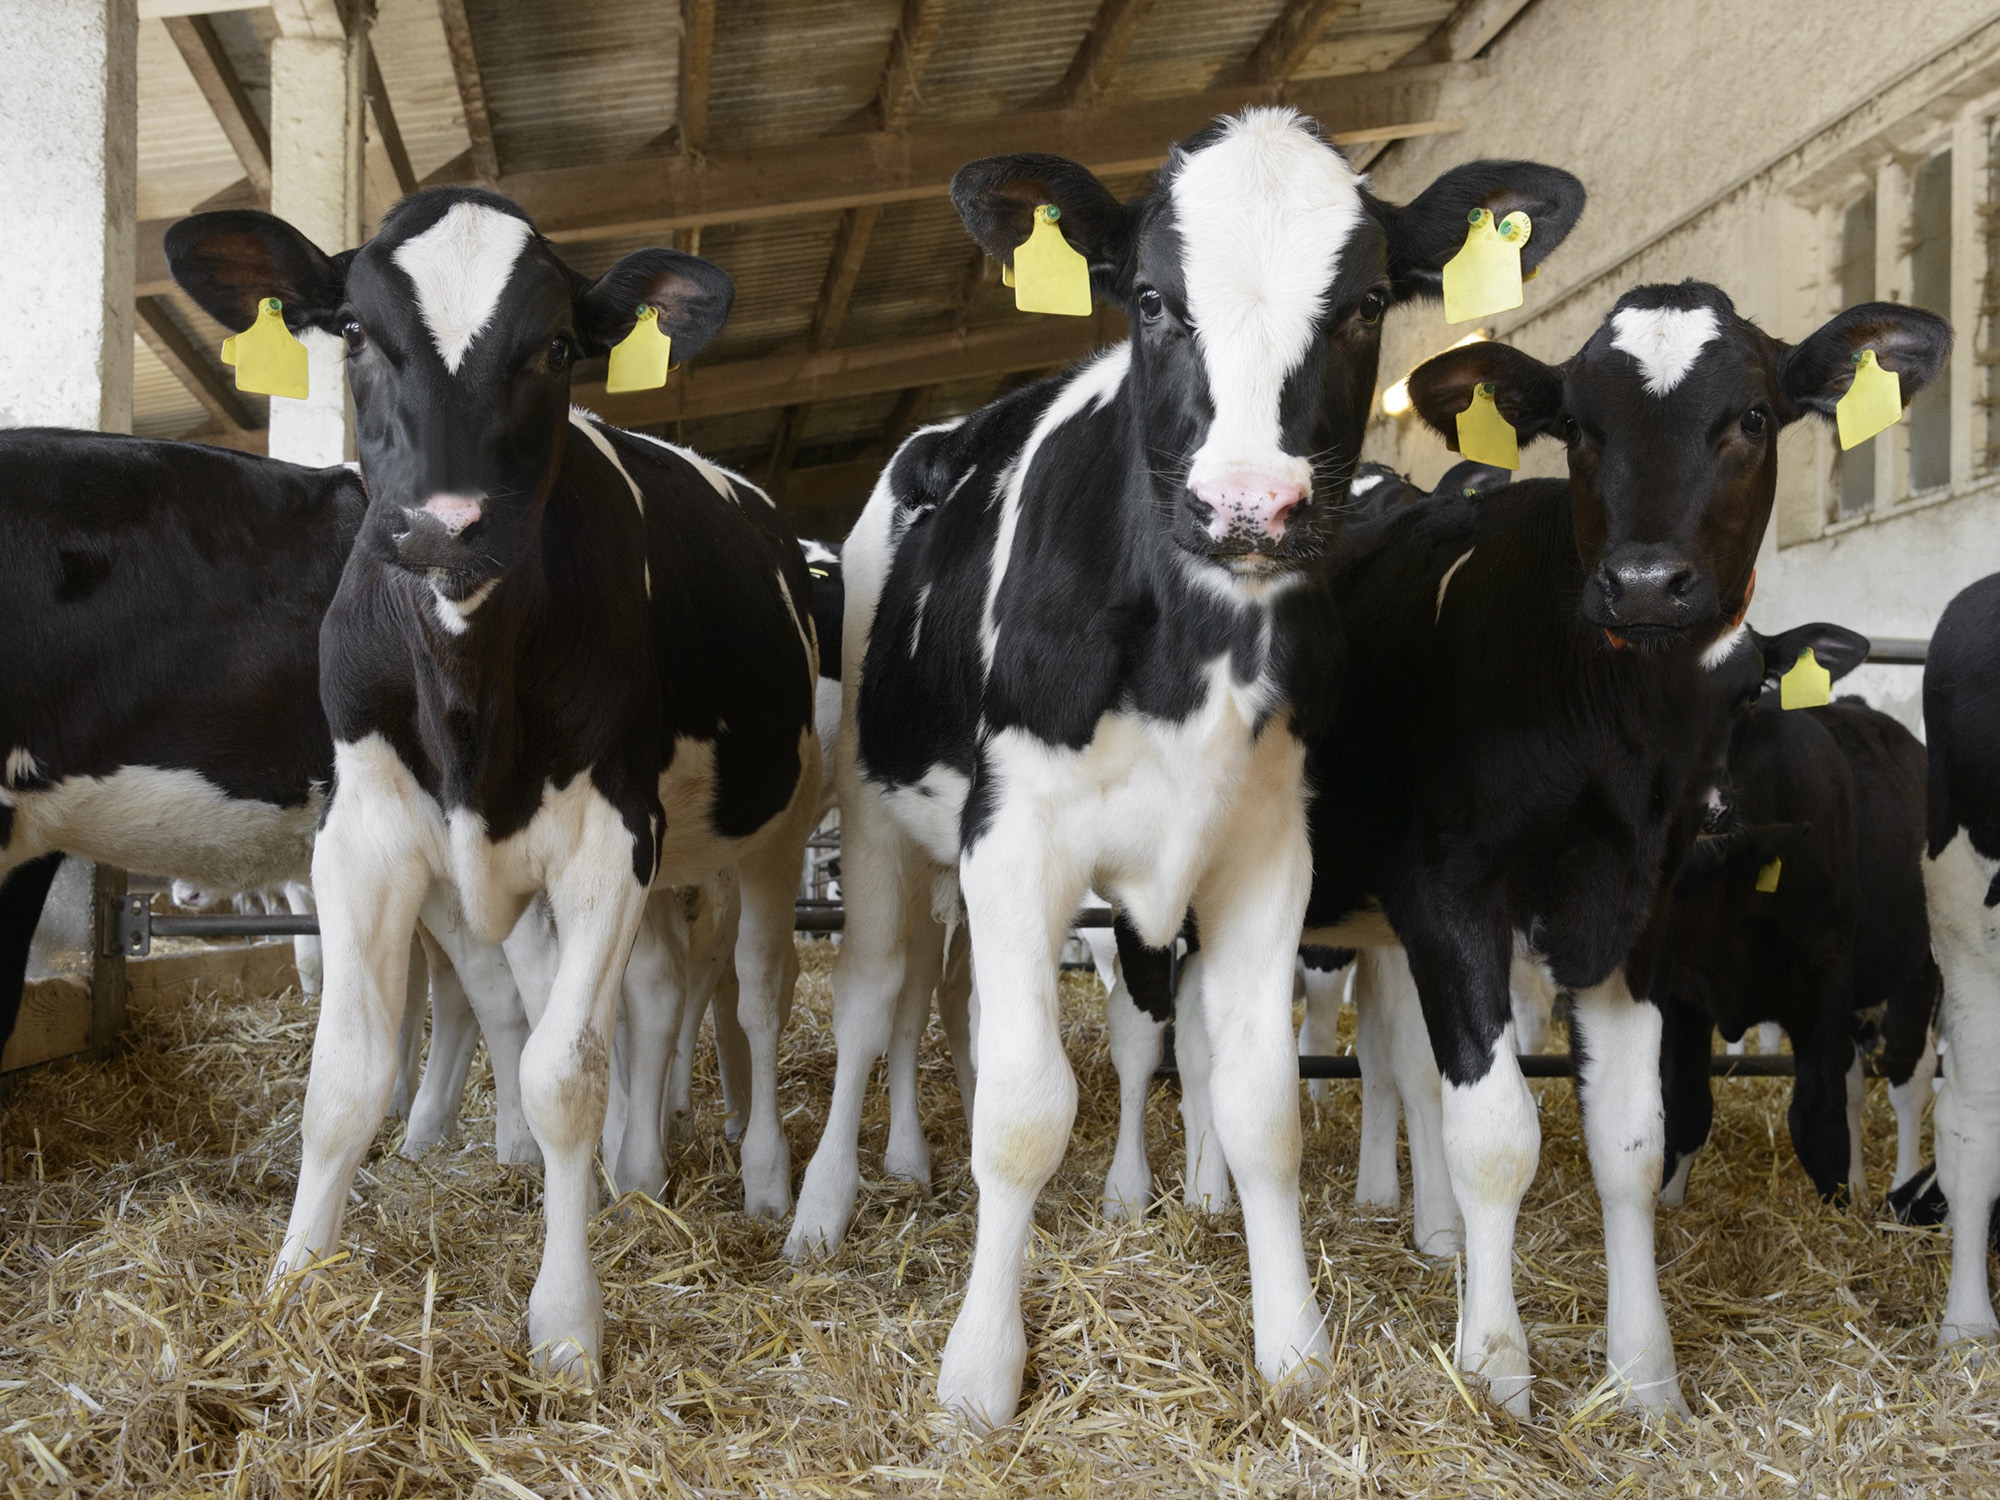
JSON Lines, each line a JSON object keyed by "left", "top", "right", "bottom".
{"left": 393, "top": 201, "right": 535, "bottom": 374}
{"left": 1609, "top": 304, "right": 1720, "bottom": 397}
{"left": 1171, "top": 109, "right": 1366, "bottom": 487}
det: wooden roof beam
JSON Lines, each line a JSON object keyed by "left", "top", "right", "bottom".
{"left": 1236, "top": 0, "right": 1358, "bottom": 86}
{"left": 366, "top": 47, "right": 418, "bottom": 197}
{"left": 162, "top": 13, "right": 271, "bottom": 197}
{"left": 500, "top": 65, "right": 1469, "bottom": 241}
{"left": 435, "top": 0, "right": 498, "bottom": 181}
{"left": 135, "top": 296, "right": 255, "bottom": 433}
{"left": 1400, "top": 0, "right": 1539, "bottom": 65}
{"left": 678, "top": 0, "right": 715, "bottom": 154}
{"left": 1050, "top": 0, "right": 1157, "bottom": 108}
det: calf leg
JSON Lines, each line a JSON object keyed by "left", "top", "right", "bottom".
{"left": 609, "top": 893, "right": 691, "bottom": 1199}
{"left": 1572, "top": 973, "right": 1684, "bottom": 1414}
{"left": 1927, "top": 834, "right": 2000, "bottom": 1346}
{"left": 1174, "top": 953, "right": 1232, "bottom": 1212}
{"left": 284, "top": 881, "right": 322, "bottom": 999}
{"left": 1787, "top": 1016, "right": 1858, "bottom": 1200}
{"left": 1373, "top": 946, "right": 1461, "bottom": 1256}
{"left": 936, "top": 920, "right": 977, "bottom": 1134}
{"left": 389, "top": 934, "right": 427, "bottom": 1120}
{"left": 1298, "top": 953, "right": 1348, "bottom": 1105}
{"left": 1890, "top": 1027, "right": 1939, "bottom": 1192}
{"left": 1350, "top": 948, "right": 1402, "bottom": 1211}
{"left": 0, "top": 853, "right": 62, "bottom": 1062}
{"left": 426, "top": 887, "right": 538, "bottom": 1164}
{"left": 882, "top": 913, "right": 947, "bottom": 1188}
{"left": 1658, "top": 994, "right": 1714, "bottom": 1208}
{"left": 1884, "top": 959, "right": 1942, "bottom": 1193}
{"left": 520, "top": 835, "right": 649, "bottom": 1381}
{"left": 735, "top": 831, "right": 808, "bottom": 1219}
{"left": 401, "top": 926, "right": 480, "bottom": 1157}
{"left": 1102, "top": 964, "right": 1165, "bottom": 1221}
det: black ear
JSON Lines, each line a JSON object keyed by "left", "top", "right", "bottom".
{"left": 1752, "top": 622, "right": 1872, "bottom": 694}
{"left": 166, "top": 209, "right": 349, "bottom": 333}
{"left": 1779, "top": 302, "right": 1953, "bottom": 421}
{"left": 577, "top": 249, "right": 734, "bottom": 363}
{"left": 950, "top": 153, "right": 1135, "bottom": 299}
{"left": 1374, "top": 160, "right": 1586, "bottom": 302}
{"left": 1407, "top": 340, "right": 1566, "bottom": 452}
{"left": 1746, "top": 821, "right": 1810, "bottom": 863}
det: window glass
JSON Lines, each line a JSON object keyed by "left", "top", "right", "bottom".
{"left": 1908, "top": 149, "right": 1952, "bottom": 492}
{"left": 1836, "top": 190, "right": 1877, "bottom": 519}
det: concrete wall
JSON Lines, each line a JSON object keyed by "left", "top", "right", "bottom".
{"left": 1362, "top": 0, "right": 2000, "bottom": 732}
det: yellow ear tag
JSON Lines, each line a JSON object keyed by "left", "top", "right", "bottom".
{"left": 1836, "top": 348, "right": 1901, "bottom": 450}
{"left": 1755, "top": 858, "right": 1782, "bottom": 893}
{"left": 1455, "top": 382, "right": 1519, "bottom": 469}
{"left": 1012, "top": 204, "right": 1092, "bottom": 317}
{"left": 219, "top": 334, "right": 237, "bottom": 365}
{"left": 1001, "top": 262, "right": 1014, "bottom": 288}
{"left": 1441, "top": 208, "right": 1532, "bottom": 325}
{"left": 229, "top": 297, "right": 309, "bottom": 400}
{"left": 1780, "top": 647, "right": 1832, "bottom": 710}
{"left": 605, "top": 304, "right": 673, "bottom": 394}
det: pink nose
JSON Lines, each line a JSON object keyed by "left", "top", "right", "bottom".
{"left": 422, "top": 494, "right": 483, "bottom": 535}
{"left": 1190, "top": 473, "right": 1307, "bottom": 542}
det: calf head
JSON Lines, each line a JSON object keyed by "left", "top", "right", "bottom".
{"left": 167, "top": 188, "right": 732, "bottom": 590}
{"left": 1409, "top": 282, "right": 1951, "bottom": 648}
{"left": 951, "top": 109, "right": 1584, "bottom": 576}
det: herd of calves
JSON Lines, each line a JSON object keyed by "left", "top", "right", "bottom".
{"left": 2, "top": 106, "right": 1998, "bottom": 1428}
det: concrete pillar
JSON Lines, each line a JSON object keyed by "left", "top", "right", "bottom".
{"left": 267, "top": 19, "right": 367, "bottom": 465}
{"left": 0, "top": 0, "right": 138, "bottom": 432}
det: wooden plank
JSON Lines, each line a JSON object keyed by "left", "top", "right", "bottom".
{"left": 135, "top": 296, "right": 254, "bottom": 431}
{"left": 874, "top": 0, "right": 951, "bottom": 131}
{"left": 435, "top": 0, "right": 498, "bottom": 181}
{"left": 88, "top": 865, "right": 126, "bottom": 1056}
{"left": 1, "top": 976, "right": 90, "bottom": 1073}
{"left": 1049, "top": 0, "right": 1157, "bottom": 107}
{"left": 501, "top": 65, "right": 1471, "bottom": 242}
{"left": 1400, "top": 0, "right": 1539, "bottom": 65}
{"left": 365, "top": 47, "right": 418, "bottom": 197}
{"left": 162, "top": 13, "right": 271, "bottom": 196}
{"left": 1237, "top": 0, "right": 1358, "bottom": 85}
{"left": 678, "top": 0, "right": 716, "bottom": 154}
{"left": 576, "top": 315, "right": 1117, "bottom": 427}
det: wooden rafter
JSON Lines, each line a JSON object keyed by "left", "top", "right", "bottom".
{"left": 1049, "top": 0, "right": 1157, "bottom": 108}
{"left": 435, "top": 0, "right": 499, "bottom": 181}
{"left": 163, "top": 14, "right": 271, "bottom": 197}
{"left": 1401, "top": 0, "right": 1539, "bottom": 65}
{"left": 366, "top": 48, "right": 418, "bottom": 197}
{"left": 872, "top": 0, "right": 950, "bottom": 132}
{"left": 135, "top": 296, "right": 254, "bottom": 433}
{"left": 678, "top": 0, "right": 716, "bottom": 155}
{"left": 1238, "top": 0, "right": 1356, "bottom": 85}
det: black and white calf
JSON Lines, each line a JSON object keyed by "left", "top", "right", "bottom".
{"left": 783, "top": 107, "right": 1585, "bottom": 1426}
{"left": 1922, "top": 572, "right": 2000, "bottom": 1347}
{"left": 1658, "top": 631, "right": 1939, "bottom": 1207}
{"left": 169, "top": 187, "right": 821, "bottom": 1379}
{"left": 1276, "top": 282, "right": 1951, "bottom": 1415}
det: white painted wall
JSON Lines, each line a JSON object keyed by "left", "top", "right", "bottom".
{"left": 1363, "top": 0, "right": 2000, "bottom": 732}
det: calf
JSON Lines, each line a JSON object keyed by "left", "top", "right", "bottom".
{"left": 1922, "top": 572, "right": 2000, "bottom": 1347}
{"left": 784, "top": 106, "right": 1586, "bottom": 1426}
{"left": 170, "top": 187, "right": 821, "bottom": 1379}
{"left": 1659, "top": 631, "right": 1939, "bottom": 1207}
{"left": 1275, "top": 282, "right": 1951, "bottom": 1416}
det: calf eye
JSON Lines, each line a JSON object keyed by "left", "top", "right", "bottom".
{"left": 342, "top": 320, "right": 365, "bottom": 352}
{"left": 1137, "top": 287, "right": 1163, "bottom": 321}
{"left": 1356, "top": 289, "right": 1388, "bottom": 325}
{"left": 547, "top": 334, "right": 575, "bottom": 368}
{"left": 1740, "top": 405, "right": 1769, "bottom": 437}
{"left": 1561, "top": 413, "right": 1580, "bottom": 444}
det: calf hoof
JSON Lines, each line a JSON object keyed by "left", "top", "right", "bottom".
{"left": 784, "top": 1171, "right": 857, "bottom": 1259}
{"left": 528, "top": 1293, "right": 602, "bottom": 1388}
{"left": 1940, "top": 1318, "right": 2000, "bottom": 1352}
{"left": 610, "top": 1153, "right": 668, "bottom": 1203}
{"left": 882, "top": 1136, "right": 932, "bottom": 1190}
{"left": 1609, "top": 1345, "right": 1687, "bottom": 1417}
{"left": 1463, "top": 1328, "right": 1533, "bottom": 1418}
{"left": 939, "top": 1311, "right": 1027, "bottom": 1432}
{"left": 1183, "top": 1150, "right": 1233, "bottom": 1213}
{"left": 496, "top": 1127, "right": 544, "bottom": 1168}
{"left": 1100, "top": 1159, "right": 1151, "bottom": 1223}
{"left": 740, "top": 1127, "right": 792, "bottom": 1220}
{"left": 1415, "top": 1224, "right": 1465, "bottom": 1258}
{"left": 722, "top": 1110, "right": 745, "bottom": 1146}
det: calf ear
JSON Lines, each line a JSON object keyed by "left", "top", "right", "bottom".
{"left": 1406, "top": 340, "right": 1566, "bottom": 452}
{"left": 1779, "top": 302, "right": 1953, "bottom": 421}
{"left": 1746, "top": 821, "right": 1811, "bottom": 863}
{"left": 1375, "top": 160, "right": 1586, "bottom": 302}
{"left": 577, "top": 249, "right": 735, "bottom": 362}
{"left": 166, "top": 210, "right": 349, "bottom": 333}
{"left": 1752, "top": 622, "right": 1872, "bottom": 693}
{"left": 950, "top": 154, "right": 1134, "bottom": 297}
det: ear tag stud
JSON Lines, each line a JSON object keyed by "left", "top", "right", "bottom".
{"left": 1455, "top": 381, "right": 1519, "bottom": 469}
{"left": 1012, "top": 204, "right": 1092, "bottom": 317}
{"left": 1836, "top": 348, "right": 1901, "bottom": 450}
{"left": 1442, "top": 208, "right": 1532, "bottom": 325}
{"left": 1756, "top": 858, "right": 1783, "bottom": 893}
{"left": 1780, "top": 647, "right": 1832, "bottom": 710}
{"left": 605, "top": 304, "right": 673, "bottom": 394}
{"left": 228, "top": 297, "right": 309, "bottom": 400}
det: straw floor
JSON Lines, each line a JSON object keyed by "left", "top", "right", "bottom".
{"left": 1, "top": 939, "right": 1995, "bottom": 1497}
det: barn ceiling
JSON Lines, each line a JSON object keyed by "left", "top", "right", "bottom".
{"left": 132, "top": 0, "right": 1527, "bottom": 538}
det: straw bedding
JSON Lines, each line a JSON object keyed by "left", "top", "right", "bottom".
{"left": 0, "top": 938, "right": 1994, "bottom": 1497}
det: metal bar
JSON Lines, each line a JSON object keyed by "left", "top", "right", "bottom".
{"left": 1866, "top": 637, "right": 1929, "bottom": 665}
{"left": 148, "top": 913, "right": 319, "bottom": 939}
{"left": 1284, "top": 1052, "right": 1875, "bottom": 1079}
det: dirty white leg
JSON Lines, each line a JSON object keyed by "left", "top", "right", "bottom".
{"left": 609, "top": 893, "right": 691, "bottom": 1199}
{"left": 736, "top": 824, "right": 809, "bottom": 1220}
{"left": 1376, "top": 947, "right": 1462, "bottom": 1255}
{"left": 1571, "top": 974, "right": 1684, "bottom": 1414}
{"left": 1079, "top": 917, "right": 1119, "bottom": 998}
{"left": 1351, "top": 948, "right": 1402, "bottom": 1211}
{"left": 1510, "top": 945, "right": 1556, "bottom": 1057}
{"left": 1757, "top": 1021, "right": 1784, "bottom": 1055}
{"left": 788, "top": 787, "right": 923, "bottom": 1257}
{"left": 1175, "top": 953, "right": 1232, "bottom": 1212}
{"left": 1846, "top": 1056, "right": 1869, "bottom": 1202}
{"left": 425, "top": 888, "right": 538, "bottom": 1164}
{"left": 883, "top": 913, "right": 947, "bottom": 1188}
{"left": 1890, "top": 1028, "right": 1938, "bottom": 1192}
{"left": 389, "top": 934, "right": 428, "bottom": 1120}
{"left": 402, "top": 926, "right": 480, "bottom": 1157}
{"left": 285, "top": 882, "right": 321, "bottom": 999}
{"left": 519, "top": 837, "right": 650, "bottom": 1382}
{"left": 937, "top": 920, "right": 978, "bottom": 1135}
{"left": 1927, "top": 834, "right": 2000, "bottom": 1346}
{"left": 1298, "top": 955, "right": 1348, "bottom": 1105}
{"left": 938, "top": 837, "right": 1082, "bottom": 1430}
{"left": 276, "top": 759, "right": 437, "bottom": 1282}
{"left": 1102, "top": 964, "right": 1165, "bottom": 1221}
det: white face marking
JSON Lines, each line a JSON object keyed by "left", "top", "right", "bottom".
{"left": 1171, "top": 108, "right": 1366, "bottom": 496}
{"left": 429, "top": 577, "right": 498, "bottom": 636}
{"left": 1609, "top": 305, "right": 1720, "bottom": 397}
{"left": 1349, "top": 473, "right": 1385, "bottom": 496}
{"left": 801, "top": 538, "right": 840, "bottom": 567}
{"left": 393, "top": 202, "right": 534, "bottom": 375}
{"left": 1699, "top": 620, "right": 1750, "bottom": 672}
{"left": 1435, "top": 547, "right": 1475, "bottom": 623}
{"left": 4, "top": 746, "right": 37, "bottom": 788}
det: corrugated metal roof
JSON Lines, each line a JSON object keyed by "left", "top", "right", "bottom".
{"left": 466, "top": 0, "right": 678, "bottom": 173}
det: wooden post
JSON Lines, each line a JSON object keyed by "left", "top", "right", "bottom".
{"left": 89, "top": 863, "right": 128, "bottom": 1055}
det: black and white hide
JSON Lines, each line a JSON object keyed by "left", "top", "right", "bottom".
{"left": 1658, "top": 627, "right": 1939, "bottom": 1208}
{"left": 169, "top": 187, "right": 821, "bottom": 1383}
{"left": 780, "top": 106, "right": 1586, "bottom": 1427}
{"left": 1922, "top": 572, "right": 2000, "bottom": 1347}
